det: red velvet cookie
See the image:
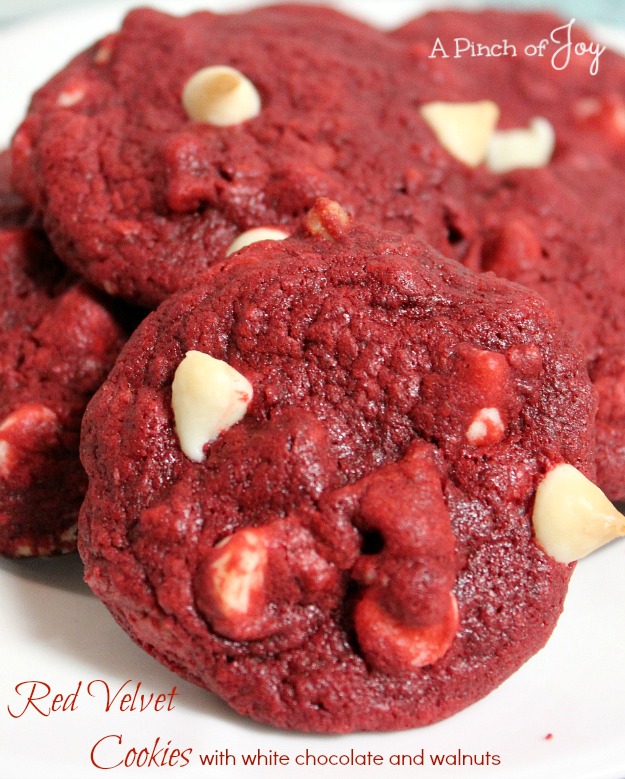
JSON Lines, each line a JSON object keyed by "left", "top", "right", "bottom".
{"left": 11, "top": 5, "right": 407, "bottom": 308}
{"left": 79, "top": 202, "right": 596, "bottom": 732}
{"left": 0, "top": 227, "right": 131, "bottom": 556}
{"left": 391, "top": 10, "right": 625, "bottom": 500}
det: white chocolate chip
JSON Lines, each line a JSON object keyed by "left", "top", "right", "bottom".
{"left": 466, "top": 407, "right": 505, "bottom": 446}
{"left": 182, "top": 65, "right": 261, "bottom": 127}
{"left": 303, "top": 198, "right": 351, "bottom": 239}
{"left": 0, "top": 405, "right": 59, "bottom": 478}
{"left": 102, "top": 280, "right": 118, "bottom": 295}
{"left": 355, "top": 590, "right": 459, "bottom": 672}
{"left": 486, "top": 117, "right": 555, "bottom": 174}
{"left": 59, "top": 524, "right": 78, "bottom": 544}
{"left": 171, "top": 350, "right": 253, "bottom": 462}
{"left": 207, "top": 529, "right": 267, "bottom": 618}
{"left": 56, "top": 86, "right": 85, "bottom": 107}
{"left": 14, "top": 544, "right": 37, "bottom": 557}
{"left": 0, "top": 404, "right": 57, "bottom": 433}
{"left": 225, "top": 227, "right": 289, "bottom": 256}
{"left": 0, "top": 441, "right": 11, "bottom": 479}
{"left": 94, "top": 48, "right": 112, "bottom": 64}
{"left": 93, "top": 40, "right": 114, "bottom": 65}
{"left": 533, "top": 463, "right": 625, "bottom": 564}
{"left": 419, "top": 100, "right": 500, "bottom": 167}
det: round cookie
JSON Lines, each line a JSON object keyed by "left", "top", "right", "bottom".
{"left": 79, "top": 201, "right": 596, "bottom": 733}
{"left": 0, "top": 227, "right": 131, "bottom": 556}
{"left": 11, "top": 5, "right": 410, "bottom": 307}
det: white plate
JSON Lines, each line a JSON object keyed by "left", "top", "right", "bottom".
{"left": 1, "top": 2, "right": 625, "bottom": 778}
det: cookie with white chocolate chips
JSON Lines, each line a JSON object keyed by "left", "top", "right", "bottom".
{"left": 0, "top": 226, "right": 132, "bottom": 556}
{"left": 10, "top": 5, "right": 392, "bottom": 308}
{"left": 78, "top": 200, "right": 608, "bottom": 732}
{"left": 390, "top": 10, "right": 625, "bottom": 500}
{"left": 10, "top": 6, "right": 625, "bottom": 504}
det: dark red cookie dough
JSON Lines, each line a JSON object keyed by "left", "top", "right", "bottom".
{"left": 79, "top": 202, "right": 596, "bottom": 732}
{"left": 0, "top": 227, "right": 130, "bottom": 556}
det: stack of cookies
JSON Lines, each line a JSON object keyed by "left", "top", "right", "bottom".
{"left": 2, "top": 4, "right": 625, "bottom": 732}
